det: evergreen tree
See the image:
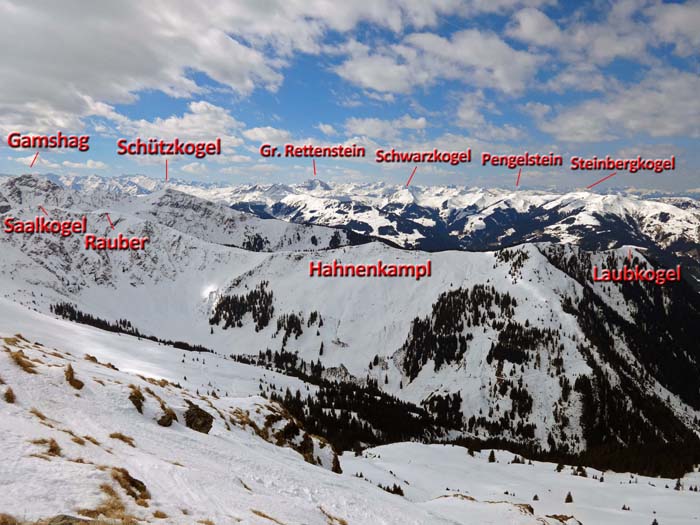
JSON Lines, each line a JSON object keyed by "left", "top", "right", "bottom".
{"left": 488, "top": 450, "right": 496, "bottom": 463}
{"left": 565, "top": 491, "right": 573, "bottom": 503}
{"left": 332, "top": 453, "right": 342, "bottom": 474}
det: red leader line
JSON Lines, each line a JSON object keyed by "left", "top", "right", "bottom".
{"left": 586, "top": 171, "right": 617, "bottom": 190}
{"left": 313, "top": 159, "right": 317, "bottom": 176}
{"left": 165, "top": 159, "right": 169, "bottom": 182}
{"left": 405, "top": 166, "right": 418, "bottom": 187}
{"left": 105, "top": 213, "right": 115, "bottom": 230}
{"left": 30, "top": 152, "right": 39, "bottom": 168}
{"left": 516, "top": 167, "right": 522, "bottom": 187}
{"left": 38, "top": 205, "right": 49, "bottom": 216}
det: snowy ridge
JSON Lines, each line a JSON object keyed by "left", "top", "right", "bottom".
{"left": 1, "top": 300, "right": 699, "bottom": 524}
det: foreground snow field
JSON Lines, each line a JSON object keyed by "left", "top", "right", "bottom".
{"left": 1, "top": 300, "right": 698, "bottom": 524}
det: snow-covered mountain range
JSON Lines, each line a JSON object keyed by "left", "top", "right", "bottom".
{"left": 34, "top": 173, "right": 700, "bottom": 285}
{"left": 1, "top": 173, "right": 700, "bottom": 523}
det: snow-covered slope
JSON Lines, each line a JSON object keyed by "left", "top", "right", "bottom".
{"left": 2, "top": 300, "right": 698, "bottom": 524}
{"left": 0, "top": 302, "right": 459, "bottom": 524}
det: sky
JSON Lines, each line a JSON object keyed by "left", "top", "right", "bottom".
{"left": 0, "top": 0, "right": 699, "bottom": 191}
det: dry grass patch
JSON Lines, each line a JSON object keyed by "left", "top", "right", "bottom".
{"left": 109, "top": 432, "right": 136, "bottom": 448}
{"left": 0, "top": 513, "right": 20, "bottom": 525}
{"left": 84, "top": 354, "right": 119, "bottom": 370}
{"left": 30, "top": 438, "right": 62, "bottom": 457}
{"left": 6, "top": 348, "right": 37, "bottom": 374}
{"left": 197, "top": 520, "right": 215, "bottom": 525}
{"left": 251, "top": 509, "right": 286, "bottom": 525}
{"left": 111, "top": 467, "right": 151, "bottom": 506}
{"left": 29, "top": 407, "right": 48, "bottom": 421}
{"left": 83, "top": 435, "right": 100, "bottom": 446}
{"left": 319, "top": 507, "right": 348, "bottom": 525}
{"left": 238, "top": 478, "right": 252, "bottom": 492}
{"left": 65, "top": 364, "right": 84, "bottom": 390}
{"left": 153, "top": 511, "right": 168, "bottom": 519}
{"left": 4, "top": 387, "right": 15, "bottom": 404}
{"left": 128, "top": 385, "right": 145, "bottom": 413}
{"left": 139, "top": 375, "right": 170, "bottom": 388}
{"left": 77, "top": 483, "right": 137, "bottom": 524}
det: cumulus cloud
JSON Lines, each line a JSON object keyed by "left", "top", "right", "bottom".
{"left": 506, "top": 7, "right": 563, "bottom": 46}
{"left": 456, "top": 91, "right": 523, "bottom": 141}
{"left": 539, "top": 69, "right": 700, "bottom": 142}
{"left": 2, "top": 0, "right": 547, "bottom": 134}
{"left": 62, "top": 159, "right": 107, "bottom": 169}
{"left": 181, "top": 162, "right": 208, "bottom": 174}
{"left": 336, "top": 29, "right": 541, "bottom": 94}
{"left": 242, "top": 126, "right": 293, "bottom": 144}
{"left": 102, "top": 101, "right": 245, "bottom": 149}
{"left": 507, "top": 5, "right": 649, "bottom": 65}
{"left": 12, "top": 154, "right": 60, "bottom": 169}
{"left": 647, "top": 1, "right": 700, "bottom": 56}
{"left": 316, "top": 123, "right": 338, "bottom": 136}
{"left": 344, "top": 114, "right": 426, "bottom": 140}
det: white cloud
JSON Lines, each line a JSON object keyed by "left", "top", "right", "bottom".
{"left": 13, "top": 154, "right": 60, "bottom": 169}
{"left": 242, "top": 126, "right": 293, "bottom": 144}
{"left": 103, "top": 101, "right": 245, "bottom": 149}
{"left": 336, "top": 29, "right": 541, "bottom": 94}
{"left": 539, "top": 70, "right": 700, "bottom": 142}
{"left": 647, "top": 1, "right": 700, "bottom": 56}
{"left": 506, "top": 7, "right": 562, "bottom": 46}
{"left": 508, "top": 5, "right": 649, "bottom": 65}
{"left": 181, "top": 162, "right": 208, "bottom": 174}
{"left": 1, "top": 0, "right": 548, "bottom": 135}
{"left": 456, "top": 91, "right": 523, "bottom": 141}
{"left": 0, "top": 1, "right": 286, "bottom": 134}
{"left": 61, "top": 159, "right": 107, "bottom": 169}
{"left": 344, "top": 114, "right": 426, "bottom": 140}
{"left": 316, "top": 123, "right": 338, "bottom": 136}
{"left": 544, "top": 64, "right": 609, "bottom": 93}
{"left": 457, "top": 92, "right": 489, "bottom": 128}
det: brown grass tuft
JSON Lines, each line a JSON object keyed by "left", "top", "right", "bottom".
{"left": 197, "top": 520, "right": 215, "bottom": 525}
{"left": 109, "top": 432, "right": 136, "bottom": 447}
{"left": 30, "top": 438, "right": 62, "bottom": 457}
{"left": 319, "top": 506, "right": 349, "bottom": 525}
{"left": 71, "top": 435, "right": 86, "bottom": 446}
{"left": 77, "top": 483, "right": 137, "bottom": 524}
{"left": 128, "top": 384, "right": 145, "bottom": 413}
{"left": 83, "top": 435, "right": 100, "bottom": 446}
{"left": 65, "top": 364, "right": 84, "bottom": 390}
{"left": 7, "top": 348, "right": 37, "bottom": 374}
{"left": 111, "top": 467, "right": 151, "bottom": 503}
{"left": 153, "top": 510, "right": 168, "bottom": 519}
{"left": 29, "top": 407, "right": 47, "bottom": 421}
{"left": 251, "top": 509, "right": 286, "bottom": 525}
{"left": 0, "top": 513, "right": 20, "bottom": 525}
{"left": 84, "top": 354, "right": 118, "bottom": 370}
{"left": 3, "top": 387, "right": 15, "bottom": 404}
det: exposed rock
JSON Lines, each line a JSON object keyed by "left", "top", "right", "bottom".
{"left": 184, "top": 402, "right": 214, "bottom": 434}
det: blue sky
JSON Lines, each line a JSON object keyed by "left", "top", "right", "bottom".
{"left": 0, "top": 0, "right": 698, "bottom": 191}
